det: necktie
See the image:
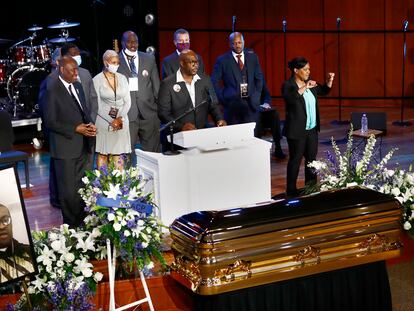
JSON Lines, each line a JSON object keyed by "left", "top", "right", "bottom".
{"left": 68, "top": 84, "right": 87, "bottom": 123}
{"left": 128, "top": 56, "right": 138, "bottom": 77}
{"left": 236, "top": 54, "right": 244, "bottom": 70}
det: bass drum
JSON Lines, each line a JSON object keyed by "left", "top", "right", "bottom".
{"left": 7, "top": 66, "right": 49, "bottom": 113}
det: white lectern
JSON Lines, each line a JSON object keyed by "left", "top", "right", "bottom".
{"left": 136, "top": 123, "right": 272, "bottom": 225}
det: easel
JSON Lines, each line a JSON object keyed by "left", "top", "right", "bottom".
{"left": 106, "top": 239, "right": 154, "bottom": 311}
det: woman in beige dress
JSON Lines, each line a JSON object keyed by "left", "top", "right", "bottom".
{"left": 93, "top": 50, "right": 131, "bottom": 170}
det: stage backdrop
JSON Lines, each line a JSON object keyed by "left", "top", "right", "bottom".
{"left": 157, "top": 0, "right": 414, "bottom": 108}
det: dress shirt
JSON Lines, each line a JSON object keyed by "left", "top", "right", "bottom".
{"left": 232, "top": 51, "right": 245, "bottom": 66}
{"left": 176, "top": 69, "right": 201, "bottom": 107}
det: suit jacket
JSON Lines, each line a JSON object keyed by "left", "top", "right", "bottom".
{"left": 44, "top": 76, "right": 94, "bottom": 159}
{"left": 39, "top": 68, "right": 98, "bottom": 123}
{"left": 158, "top": 72, "right": 223, "bottom": 132}
{"left": 117, "top": 51, "right": 160, "bottom": 122}
{"left": 161, "top": 51, "right": 205, "bottom": 79}
{"left": 211, "top": 49, "right": 263, "bottom": 112}
{"left": 282, "top": 76, "right": 331, "bottom": 139}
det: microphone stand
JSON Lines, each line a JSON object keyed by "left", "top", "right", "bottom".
{"left": 393, "top": 20, "right": 412, "bottom": 127}
{"left": 282, "top": 19, "right": 287, "bottom": 80}
{"left": 232, "top": 15, "right": 236, "bottom": 33}
{"left": 159, "top": 99, "right": 209, "bottom": 155}
{"left": 331, "top": 17, "right": 349, "bottom": 125}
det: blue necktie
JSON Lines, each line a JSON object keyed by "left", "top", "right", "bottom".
{"left": 128, "top": 56, "right": 137, "bottom": 77}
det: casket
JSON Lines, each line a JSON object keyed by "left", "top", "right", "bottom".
{"left": 169, "top": 187, "right": 403, "bottom": 295}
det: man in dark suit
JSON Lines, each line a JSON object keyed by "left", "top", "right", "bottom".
{"left": 211, "top": 32, "right": 263, "bottom": 128}
{"left": 117, "top": 31, "right": 161, "bottom": 156}
{"left": 161, "top": 28, "right": 205, "bottom": 79}
{"left": 158, "top": 50, "right": 226, "bottom": 134}
{"left": 39, "top": 45, "right": 97, "bottom": 209}
{"left": 60, "top": 43, "right": 98, "bottom": 123}
{"left": 43, "top": 56, "right": 97, "bottom": 227}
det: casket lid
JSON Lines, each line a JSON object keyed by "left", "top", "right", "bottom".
{"left": 170, "top": 187, "right": 400, "bottom": 243}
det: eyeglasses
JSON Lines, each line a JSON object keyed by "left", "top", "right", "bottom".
{"left": 0, "top": 215, "right": 11, "bottom": 226}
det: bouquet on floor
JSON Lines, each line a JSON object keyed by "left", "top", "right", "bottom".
{"left": 79, "top": 164, "right": 166, "bottom": 272}
{"left": 308, "top": 125, "right": 413, "bottom": 231}
{"left": 13, "top": 224, "right": 103, "bottom": 311}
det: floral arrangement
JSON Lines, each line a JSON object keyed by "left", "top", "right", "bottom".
{"left": 13, "top": 224, "right": 104, "bottom": 311}
{"left": 79, "top": 165, "right": 166, "bottom": 272}
{"left": 308, "top": 126, "right": 413, "bottom": 231}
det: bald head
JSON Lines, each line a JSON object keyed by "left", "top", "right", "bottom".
{"left": 229, "top": 32, "right": 244, "bottom": 54}
{"left": 122, "top": 31, "right": 139, "bottom": 54}
{"left": 0, "top": 203, "right": 12, "bottom": 248}
{"left": 179, "top": 49, "right": 199, "bottom": 77}
{"left": 59, "top": 56, "right": 79, "bottom": 84}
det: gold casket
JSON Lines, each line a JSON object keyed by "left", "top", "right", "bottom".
{"left": 169, "top": 187, "right": 403, "bottom": 295}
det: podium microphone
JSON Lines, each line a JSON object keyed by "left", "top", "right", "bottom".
{"left": 282, "top": 19, "right": 287, "bottom": 33}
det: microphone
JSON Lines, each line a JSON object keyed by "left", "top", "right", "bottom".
{"left": 336, "top": 17, "right": 341, "bottom": 29}
{"left": 282, "top": 19, "right": 287, "bottom": 33}
{"left": 403, "top": 20, "right": 409, "bottom": 32}
{"left": 232, "top": 15, "right": 236, "bottom": 32}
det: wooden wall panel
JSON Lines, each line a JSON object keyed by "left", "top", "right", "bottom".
{"left": 157, "top": 0, "right": 414, "bottom": 107}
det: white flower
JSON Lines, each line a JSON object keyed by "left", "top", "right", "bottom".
{"left": 74, "top": 257, "right": 93, "bottom": 278}
{"left": 127, "top": 187, "right": 139, "bottom": 200}
{"left": 94, "top": 169, "right": 101, "bottom": 177}
{"left": 103, "top": 183, "right": 121, "bottom": 200}
{"left": 37, "top": 245, "right": 56, "bottom": 266}
{"left": 173, "top": 84, "right": 181, "bottom": 92}
{"left": 391, "top": 188, "right": 401, "bottom": 197}
{"left": 113, "top": 222, "right": 122, "bottom": 231}
{"left": 64, "top": 252, "right": 75, "bottom": 263}
{"left": 56, "top": 260, "right": 64, "bottom": 267}
{"left": 146, "top": 261, "right": 154, "bottom": 269}
{"left": 107, "top": 213, "right": 116, "bottom": 221}
{"left": 76, "top": 235, "right": 96, "bottom": 252}
{"left": 124, "top": 230, "right": 131, "bottom": 237}
{"left": 403, "top": 221, "right": 412, "bottom": 230}
{"left": 346, "top": 182, "right": 358, "bottom": 188}
{"left": 82, "top": 176, "right": 90, "bottom": 184}
{"left": 94, "top": 272, "right": 104, "bottom": 282}
{"left": 112, "top": 169, "right": 122, "bottom": 177}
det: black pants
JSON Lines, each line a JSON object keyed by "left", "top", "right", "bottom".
{"left": 53, "top": 153, "right": 88, "bottom": 227}
{"left": 256, "top": 109, "right": 282, "bottom": 147}
{"left": 286, "top": 128, "right": 318, "bottom": 195}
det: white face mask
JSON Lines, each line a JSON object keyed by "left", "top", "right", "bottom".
{"left": 73, "top": 55, "right": 82, "bottom": 66}
{"left": 107, "top": 64, "right": 119, "bottom": 74}
{"left": 124, "top": 49, "right": 136, "bottom": 57}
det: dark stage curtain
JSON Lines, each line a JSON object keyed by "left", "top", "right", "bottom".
{"left": 194, "top": 261, "right": 392, "bottom": 311}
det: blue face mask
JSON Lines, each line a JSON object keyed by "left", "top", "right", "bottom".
{"left": 73, "top": 55, "right": 82, "bottom": 66}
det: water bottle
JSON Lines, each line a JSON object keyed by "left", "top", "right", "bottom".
{"left": 361, "top": 113, "right": 368, "bottom": 133}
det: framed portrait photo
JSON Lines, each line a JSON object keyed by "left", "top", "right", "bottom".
{"left": 0, "top": 165, "right": 37, "bottom": 286}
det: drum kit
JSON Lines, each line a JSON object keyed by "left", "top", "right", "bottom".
{"left": 0, "top": 20, "right": 79, "bottom": 118}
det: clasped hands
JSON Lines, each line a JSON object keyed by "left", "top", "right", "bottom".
{"left": 76, "top": 123, "right": 97, "bottom": 137}
{"left": 110, "top": 117, "right": 123, "bottom": 131}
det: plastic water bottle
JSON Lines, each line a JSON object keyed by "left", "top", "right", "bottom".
{"left": 361, "top": 113, "right": 368, "bottom": 133}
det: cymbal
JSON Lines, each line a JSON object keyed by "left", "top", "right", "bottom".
{"left": 49, "top": 37, "right": 75, "bottom": 43}
{"left": 28, "top": 25, "right": 43, "bottom": 31}
{"left": 0, "top": 38, "right": 12, "bottom": 45}
{"left": 48, "top": 21, "right": 80, "bottom": 29}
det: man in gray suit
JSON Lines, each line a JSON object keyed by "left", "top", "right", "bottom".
{"left": 43, "top": 56, "right": 97, "bottom": 227}
{"left": 117, "top": 31, "right": 161, "bottom": 155}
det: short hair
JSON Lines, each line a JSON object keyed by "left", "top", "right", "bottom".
{"left": 287, "top": 57, "right": 309, "bottom": 71}
{"left": 61, "top": 43, "right": 79, "bottom": 56}
{"left": 229, "top": 32, "right": 244, "bottom": 43}
{"left": 174, "top": 28, "right": 189, "bottom": 41}
{"left": 103, "top": 50, "right": 118, "bottom": 62}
